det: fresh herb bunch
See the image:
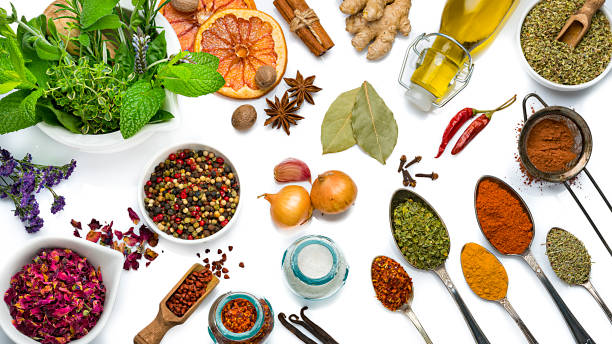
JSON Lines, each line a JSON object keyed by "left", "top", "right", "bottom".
{"left": 0, "top": 147, "right": 76, "bottom": 233}
{"left": 0, "top": 0, "right": 224, "bottom": 139}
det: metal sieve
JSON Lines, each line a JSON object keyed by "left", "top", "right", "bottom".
{"left": 519, "top": 93, "right": 612, "bottom": 257}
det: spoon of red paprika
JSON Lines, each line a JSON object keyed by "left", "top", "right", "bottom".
{"left": 474, "top": 176, "right": 594, "bottom": 344}
{"left": 371, "top": 255, "right": 433, "bottom": 344}
{"left": 434, "top": 95, "right": 516, "bottom": 158}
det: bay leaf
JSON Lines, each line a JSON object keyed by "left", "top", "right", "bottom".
{"left": 351, "top": 81, "right": 398, "bottom": 164}
{"left": 321, "top": 88, "right": 360, "bottom": 154}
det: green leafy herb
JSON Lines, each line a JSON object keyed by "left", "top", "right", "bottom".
{"left": 0, "top": 89, "right": 43, "bottom": 134}
{"left": 83, "top": 14, "right": 122, "bottom": 32}
{"left": 81, "top": 0, "right": 120, "bottom": 28}
{"left": 546, "top": 228, "right": 591, "bottom": 285}
{"left": 321, "top": 88, "right": 359, "bottom": 154}
{"left": 119, "top": 79, "right": 165, "bottom": 138}
{"left": 352, "top": 82, "right": 398, "bottom": 165}
{"left": 158, "top": 63, "right": 225, "bottom": 97}
{"left": 148, "top": 109, "right": 174, "bottom": 124}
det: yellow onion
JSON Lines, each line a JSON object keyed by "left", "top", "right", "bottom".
{"left": 310, "top": 170, "right": 357, "bottom": 214}
{"left": 259, "top": 185, "right": 313, "bottom": 229}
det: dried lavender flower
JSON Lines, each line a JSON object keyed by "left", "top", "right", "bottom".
{"left": 0, "top": 148, "right": 76, "bottom": 233}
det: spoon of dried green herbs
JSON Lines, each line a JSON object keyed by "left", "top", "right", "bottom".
{"left": 546, "top": 227, "right": 612, "bottom": 323}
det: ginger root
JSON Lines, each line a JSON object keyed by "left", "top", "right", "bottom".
{"left": 340, "top": 0, "right": 393, "bottom": 21}
{"left": 346, "top": 0, "right": 411, "bottom": 60}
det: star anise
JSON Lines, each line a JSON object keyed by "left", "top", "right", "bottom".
{"left": 284, "top": 71, "right": 322, "bottom": 107}
{"left": 264, "top": 92, "right": 303, "bottom": 135}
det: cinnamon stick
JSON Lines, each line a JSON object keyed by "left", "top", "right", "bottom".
{"left": 273, "top": 0, "right": 334, "bottom": 56}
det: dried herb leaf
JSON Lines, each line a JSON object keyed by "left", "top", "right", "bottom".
{"left": 321, "top": 88, "right": 359, "bottom": 154}
{"left": 351, "top": 81, "right": 397, "bottom": 164}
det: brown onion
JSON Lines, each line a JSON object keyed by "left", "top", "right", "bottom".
{"left": 310, "top": 170, "right": 357, "bottom": 214}
{"left": 259, "top": 185, "right": 313, "bottom": 229}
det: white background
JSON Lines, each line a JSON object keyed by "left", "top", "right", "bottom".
{"left": 0, "top": 0, "right": 612, "bottom": 343}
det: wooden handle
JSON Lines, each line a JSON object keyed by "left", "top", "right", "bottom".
{"left": 579, "top": 0, "right": 605, "bottom": 17}
{"left": 134, "top": 311, "right": 176, "bottom": 344}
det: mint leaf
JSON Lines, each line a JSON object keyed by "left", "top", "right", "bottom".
{"left": 38, "top": 100, "right": 82, "bottom": 133}
{"left": 0, "top": 37, "right": 36, "bottom": 92}
{"left": 120, "top": 79, "right": 165, "bottom": 138}
{"left": 81, "top": 0, "right": 120, "bottom": 28}
{"left": 83, "top": 14, "right": 122, "bottom": 32}
{"left": 189, "top": 52, "right": 219, "bottom": 69}
{"left": 148, "top": 109, "right": 174, "bottom": 124}
{"left": 0, "top": 89, "right": 44, "bottom": 134}
{"left": 158, "top": 64, "right": 224, "bottom": 97}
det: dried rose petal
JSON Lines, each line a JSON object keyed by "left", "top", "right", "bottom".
{"left": 86, "top": 230, "right": 101, "bottom": 243}
{"left": 88, "top": 219, "right": 101, "bottom": 230}
{"left": 70, "top": 219, "right": 81, "bottom": 229}
{"left": 73, "top": 229, "right": 81, "bottom": 238}
{"left": 3, "top": 248, "right": 105, "bottom": 344}
{"left": 128, "top": 207, "right": 140, "bottom": 225}
{"left": 144, "top": 248, "right": 159, "bottom": 261}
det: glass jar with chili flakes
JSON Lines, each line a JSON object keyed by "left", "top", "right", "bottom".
{"left": 208, "top": 292, "right": 274, "bottom": 343}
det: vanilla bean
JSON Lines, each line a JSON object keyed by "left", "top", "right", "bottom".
{"left": 300, "top": 306, "right": 339, "bottom": 344}
{"left": 278, "top": 313, "right": 317, "bottom": 344}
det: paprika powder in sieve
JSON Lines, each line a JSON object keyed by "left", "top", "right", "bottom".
{"left": 476, "top": 179, "right": 533, "bottom": 254}
{"left": 526, "top": 118, "right": 578, "bottom": 173}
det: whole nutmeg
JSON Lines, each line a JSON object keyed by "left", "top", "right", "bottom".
{"left": 255, "top": 65, "right": 277, "bottom": 89}
{"left": 232, "top": 105, "right": 257, "bottom": 131}
{"left": 171, "top": 0, "right": 198, "bottom": 13}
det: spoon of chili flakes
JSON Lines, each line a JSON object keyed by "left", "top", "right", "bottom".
{"left": 371, "top": 255, "right": 433, "bottom": 344}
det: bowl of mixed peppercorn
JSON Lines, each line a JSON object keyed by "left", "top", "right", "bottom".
{"left": 139, "top": 144, "right": 241, "bottom": 244}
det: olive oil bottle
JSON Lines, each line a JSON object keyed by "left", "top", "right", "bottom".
{"left": 407, "top": 0, "right": 516, "bottom": 110}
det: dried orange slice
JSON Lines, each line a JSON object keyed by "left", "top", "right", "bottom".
{"left": 194, "top": 9, "right": 287, "bottom": 99}
{"left": 159, "top": 0, "right": 256, "bottom": 51}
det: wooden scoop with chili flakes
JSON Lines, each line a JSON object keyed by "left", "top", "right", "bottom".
{"left": 134, "top": 263, "right": 219, "bottom": 344}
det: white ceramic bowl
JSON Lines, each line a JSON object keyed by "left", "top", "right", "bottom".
{"left": 0, "top": 236, "right": 124, "bottom": 344}
{"left": 36, "top": 4, "right": 182, "bottom": 154}
{"left": 138, "top": 143, "right": 242, "bottom": 245}
{"left": 517, "top": 2, "right": 612, "bottom": 91}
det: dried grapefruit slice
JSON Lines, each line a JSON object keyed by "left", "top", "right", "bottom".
{"left": 194, "top": 9, "right": 287, "bottom": 99}
{"left": 159, "top": 0, "right": 256, "bottom": 51}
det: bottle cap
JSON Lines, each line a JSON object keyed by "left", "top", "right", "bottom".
{"left": 406, "top": 83, "right": 436, "bottom": 112}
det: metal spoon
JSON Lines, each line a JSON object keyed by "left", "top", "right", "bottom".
{"left": 460, "top": 243, "right": 538, "bottom": 344}
{"left": 390, "top": 189, "right": 490, "bottom": 344}
{"left": 371, "top": 255, "right": 433, "bottom": 344}
{"left": 545, "top": 227, "right": 612, "bottom": 324}
{"left": 474, "top": 176, "right": 595, "bottom": 344}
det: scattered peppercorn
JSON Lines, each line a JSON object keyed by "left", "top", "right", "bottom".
{"left": 143, "top": 148, "right": 240, "bottom": 240}
{"left": 166, "top": 268, "right": 213, "bottom": 317}
{"left": 239, "top": 262, "right": 245, "bottom": 268}
{"left": 228, "top": 246, "right": 233, "bottom": 251}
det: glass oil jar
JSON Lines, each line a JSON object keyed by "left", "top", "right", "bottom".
{"left": 208, "top": 292, "right": 274, "bottom": 344}
{"left": 281, "top": 235, "right": 349, "bottom": 300}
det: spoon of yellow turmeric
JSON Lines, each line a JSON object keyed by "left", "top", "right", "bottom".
{"left": 460, "top": 243, "right": 539, "bottom": 344}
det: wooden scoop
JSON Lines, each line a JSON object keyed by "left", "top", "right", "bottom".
{"left": 134, "top": 263, "right": 219, "bottom": 344}
{"left": 556, "top": 0, "right": 605, "bottom": 48}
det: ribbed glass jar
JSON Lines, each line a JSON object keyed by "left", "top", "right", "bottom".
{"left": 208, "top": 292, "right": 274, "bottom": 344}
{"left": 281, "top": 235, "right": 349, "bottom": 300}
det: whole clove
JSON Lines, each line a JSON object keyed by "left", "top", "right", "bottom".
{"left": 402, "top": 169, "right": 416, "bottom": 187}
{"left": 405, "top": 156, "right": 422, "bottom": 169}
{"left": 415, "top": 172, "right": 439, "bottom": 180}
{"left": 397, "top": 155, "right": 407, "bottom": 173}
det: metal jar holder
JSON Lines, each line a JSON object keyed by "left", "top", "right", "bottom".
{"left": 398, "top": 32, "right": 475, "bottom": 108}
{"left": 519, "top": 93, "right": 612, "bottom": 256}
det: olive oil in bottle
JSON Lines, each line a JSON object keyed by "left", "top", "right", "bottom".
{"left": 407, "top": 0, "right": 516, "bottom": 111}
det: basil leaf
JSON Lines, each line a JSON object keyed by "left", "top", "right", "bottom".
{"left": 83, "top": 14, "right": 122, "bottom": 32}
{"left": 351, "top": 81, "right": 398, "bottom": 164}
{"left": 120, "top": 79, "right": 165, "bottom": 138}
{"left": 158, "top": 64, "right": 225, "bottom": 97}
{"left": 81, "top": 0, "right": 120, "bottom": 28}
{"left": 321, "top": 88, "right": 359, "bottom": 154}
{"left": 33, "top": 39, "right": 62, "bottom": 60}
{"left": 148, "top": 109, "right": 174, "bottom": 124}
{"left": 37, "top": 100, "right": 82, "bottom": 133}
{"left": 0, "top": 89, "right": 44, "bottom": 134}
{"left": 146, "top": 31, "right": 167, "bottom": 66}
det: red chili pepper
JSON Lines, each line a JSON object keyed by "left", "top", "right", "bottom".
{"left": 451, "top": 95, "right": 516, "bottom": 155}
{"left": 435, "top": 108, "right": 474, "bottom": 158}
{"left": 435, "top": 95, "right": 517, "bottom": 158}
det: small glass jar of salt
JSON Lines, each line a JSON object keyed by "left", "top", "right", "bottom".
{"left": 281, "top": 235, "right": 349, "bottom": 300}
